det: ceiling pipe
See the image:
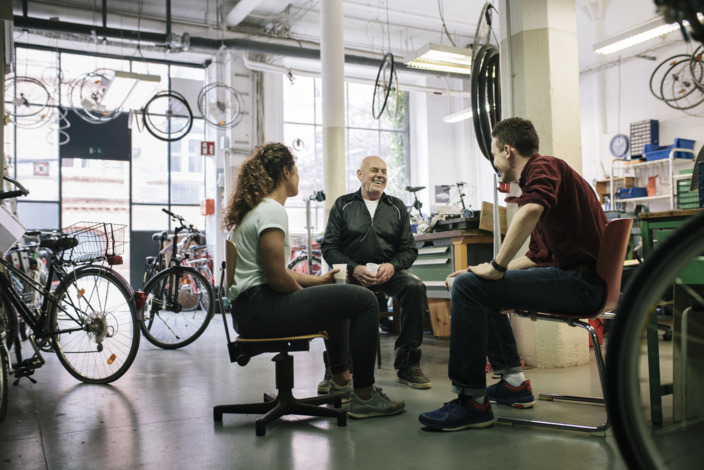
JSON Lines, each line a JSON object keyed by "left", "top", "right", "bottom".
{"left": 12, "top": 15, "right": 468, "bottom": 79}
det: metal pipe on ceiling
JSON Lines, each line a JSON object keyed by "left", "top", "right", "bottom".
{"left": 12, "top": 15, "right": 467, "bottom": 79}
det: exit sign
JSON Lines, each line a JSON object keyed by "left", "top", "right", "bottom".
{"left": 201, "top": 141, "right": 215, "bottom": 155}
{"left": 89, "top": 147, "right": 104, "bottom": 155}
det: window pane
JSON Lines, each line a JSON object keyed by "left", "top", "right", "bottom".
{"left": 172, "top": 206, "right": 204, "bottom": 231}
{"left": 15, "top": 121, "right": 60, "bottom": 201}
{"left": 284, "top": 123, "right": 320, "bottom": 201}
{"left": 132, "top": 126, "right": 168, "bottom": 203}
{"left": 283, "top": 75, "right": 315, "bottom": 124}
{"left": 132, "top": 205, "right": 170, "bottom": 231}
{"left": 380, "top": 131, "right": 408, "bottom": 199}
{"left": 16, "top": 202, "right": 59, "bottom": 230}
{"left": 347, "top": 82, "right": 377, "bottom": 130}
{"left": 379, "top": 91, "right": 410, "bottom": 131}
{"left": 171, "top": 120, "right": 205, "bottom": 204}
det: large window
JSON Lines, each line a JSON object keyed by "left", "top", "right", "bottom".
{"left": 282, "top": 76, "right": 410, "bottom": 236}
{"left": 4, "top": 46, "right": 208, "bottom": 233}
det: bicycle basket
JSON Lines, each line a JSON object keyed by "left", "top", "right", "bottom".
{"left": 57, "top": 222, "right": 126, "bottom": 264}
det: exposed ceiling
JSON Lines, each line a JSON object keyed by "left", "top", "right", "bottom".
{"left": 11, "top": 0, "right": 482, "bottom": 71}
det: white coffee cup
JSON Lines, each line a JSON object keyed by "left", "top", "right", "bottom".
{"left": 333, "top": 264, "right": 347, "bottom": 284}
{"left": 366, "top": 263, "right": 379, "bottom": 276}
{"left": 446, "top": 276, "right": 456, "bottom": 290}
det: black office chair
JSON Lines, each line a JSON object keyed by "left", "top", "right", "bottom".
{"left": 213, "top": 240, "right": 347, "bottom": 436}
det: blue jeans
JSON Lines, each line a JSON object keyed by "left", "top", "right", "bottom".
{"left": 448, "top": 267, "right": 605, "bottom": 397}
{"left": 232, "top": 283, "right": 379, "bottom": 389}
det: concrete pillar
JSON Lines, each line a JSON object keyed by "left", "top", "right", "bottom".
{"left": 320, "top": 0, "right": 346, "bottom": 214}
{"left": 499, "top": 0, "right": 589, "bottom": 368}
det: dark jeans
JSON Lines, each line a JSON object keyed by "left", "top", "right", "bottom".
{"left": 232, "top": 283, "right": 379, "bottom": 389}
{"left": 448, "top": 267, "right": 605, "bottom": 397}
{"left": 366, "top": 269, "right": 427, "bottom": 369}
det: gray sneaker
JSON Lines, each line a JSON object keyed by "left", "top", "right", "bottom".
{"left": 397, "top": 365, "right": 432, "bottom": 389}
{"left": 317, "top": 368, "right": 332, "bottom": 394}
{"left": 329, "top": 379, "right": 353, "bottom": 403}
{"left": 348, "top": 386, "right": 405, "bottom": 419}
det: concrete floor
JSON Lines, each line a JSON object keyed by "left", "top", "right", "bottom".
{"left": 0, "top": 317, "right": 697, "bottom": 470}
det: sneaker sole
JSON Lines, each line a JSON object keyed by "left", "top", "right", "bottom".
{"left": 419, "top": 416, "right": 495, "bottom": 431}
{"left": 348, "top": 408, "right": 405, "bottom": 419}
{"left": 397, "top": 378, "right": 432, "bottom": 389}
{"left": 489, "top": 399, "right": 535, "bottom": 409}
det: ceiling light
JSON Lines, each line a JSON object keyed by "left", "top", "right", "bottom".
{"left": 443, "top": 108, "right": 473, "bottom": 123}
{"left": 594, "top": 15, "right": 680, "bottom": 55}
{"left": 405, "top": 43, "right": 472, "bottom": 75}
{"left": 101, "top": 71, "right": 161, "bottom": 110}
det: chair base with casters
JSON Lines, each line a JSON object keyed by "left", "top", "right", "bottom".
{"left": 496, "top": 218, "right": 633, "bottom": 434}
{"left": 213, "top": 333, "right": 347, "bottom": 436}
{"left": 214, "top": 239, "right": 347, "bottom": 436}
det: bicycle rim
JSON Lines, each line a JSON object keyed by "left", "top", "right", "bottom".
{"left": 141, "top": 267, "right": 214, "bottom": 349}
{"left": 287, "top": 256, "right": 322, "bottom": 275}
{"left": 606, "top": 212, "right": 704, "bottom": 470}
{"left": 50, "top": 268, "right": 139, "bottom": 384}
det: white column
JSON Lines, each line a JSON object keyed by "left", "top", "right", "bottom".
{"left": 320, "top": 0, "right": 346, "bottom": 215}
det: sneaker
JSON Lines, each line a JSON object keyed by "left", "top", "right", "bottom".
{"left": 348, "top": 386, "right": 405, "bottom": 419}
{"left": 397, "top": 365, "right": 432, "bottom": 389}
{"left": 317, "top": 368, "right": 332, "bottom": 394}
{"left": 487, "top": 379, "right": 535, "bottom": 409}
{"left": 329, "top": 379, "right": 353, "bottom": 402}
{"left": 418, "top": 397, "right": 495, "bottom": 431}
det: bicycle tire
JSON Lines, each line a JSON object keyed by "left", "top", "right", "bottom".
{"left": 49, "top": 266, "right": 140, "bottom": 384}
{"left": 141, "top": 266, "right": 215, "bottom": 349}
{"left": 0, "top": 293, "right": 11, "bottom": 422}
{"left": 659, "top": 57, "right": 704, "bottom": 110}
{"left": 287, "top": 256, "right": 323, "bottom": 276}
{"left": 372, "top": 53, "right": 394, "bottom": 120}
{"left": 650, "top": 54, "right": 691, "bottom": 100}
{"left": 606, "top": 211, "right": 704, "bottom": 470}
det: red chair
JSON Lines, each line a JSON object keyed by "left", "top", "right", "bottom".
{"left": 498, "top": 218, "right": 633, "bottom": 433}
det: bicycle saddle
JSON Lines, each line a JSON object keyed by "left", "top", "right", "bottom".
{"left": 40, "top": 236, "right": 78, "bottom": 253}
{"left": 405, "top": 186, "right": 426, "bottom": 193}
{"left": 152, "top": 231, "right": 169, "bottom": 242}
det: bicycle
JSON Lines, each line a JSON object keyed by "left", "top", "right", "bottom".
{"left": 287, "top": 237, "right": 323, "bottom": 275}
{"left": 605, "top": 209, "right": 704, "bottom": 469}
{"left": 140, "top": 209, "right": 215, "bottom": 349}
{"left": 0, "top": 177, "right": 141, "bottom": 422}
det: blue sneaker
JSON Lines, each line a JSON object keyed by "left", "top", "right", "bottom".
{"left": 418, "top": 397, "right": 495, "bottom": 431}
{"left": 487, "top": 379, "right": 535, "bottom": 408}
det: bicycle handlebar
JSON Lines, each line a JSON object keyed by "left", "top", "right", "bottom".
{"left": 161, "top": 208, "right": 196, "bottom": 231}
{"left": 0, "top": 176, "right": 30, "bottom": 200}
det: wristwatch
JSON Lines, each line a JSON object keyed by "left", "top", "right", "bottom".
{"left": 490, "top": 259, "right": 507, "bottom": 273}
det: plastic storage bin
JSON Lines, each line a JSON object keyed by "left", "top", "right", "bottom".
{"left": 617, "top": 187, "right": 648, "bottom": 199}
{"left": 644, "top": 138, "right": 695, "bottom": 161}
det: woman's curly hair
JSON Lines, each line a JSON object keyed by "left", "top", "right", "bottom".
{"left": 222, "top": 143, "right": 295, "bottom": 231}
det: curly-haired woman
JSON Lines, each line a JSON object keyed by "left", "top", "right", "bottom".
{"left": 223, "top": 142, "right": 404, "bottom": 419}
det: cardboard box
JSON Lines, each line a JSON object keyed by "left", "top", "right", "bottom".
{"left": 0, "top": 206, "right": 26, "bottom": 255}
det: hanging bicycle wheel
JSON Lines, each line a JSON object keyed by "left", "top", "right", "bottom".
{"left": 67, "top": 70, "right": 121, "bottom": 124}
{"left": 606, "top": 211, "right": 704, "bottom": 470}
{"left": 659, "top": 57, "right": 704, "bottom": 110}
{"left": 4, "top": 76, "right": 52, "bottom": 129}
{"left": 197, "top": 82, "right": 245, "bottom": 129}
{"left": 142, "top": 90, "right": 193, "bottom": 142}
{"left": 471, "top": 44, "right": 501, "bottom": 170}
{"left": 650, "top": 54, "right": 692, "bottom": 101}
{"left": 372, "top": 53, "right": 396, "bottom": 120}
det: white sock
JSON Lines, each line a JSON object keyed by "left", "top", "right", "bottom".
{"left": 503, "top": 372, "right": 526, "bottom": 387}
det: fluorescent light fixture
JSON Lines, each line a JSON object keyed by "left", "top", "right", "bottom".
{"left": 443, "top": 108, "right": 473, "bottom": 123}
{"left": 101, "top": 71, "right": 161, "bottom": 110}
{"left": 405, "top": 43, "right": 472, "bottom": 75}
{"left": 594, "top": 15, "right": 680, "bottom": 55}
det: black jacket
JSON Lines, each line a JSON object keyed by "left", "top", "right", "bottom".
{"left": 322, "top": 189, "right": 418, "bottom": 274}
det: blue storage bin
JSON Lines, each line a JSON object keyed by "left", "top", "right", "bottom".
{"left": 617, "top": 187, "right": 648, "bottom": 199}
{"left": 644, "top": 138, "right": 695, "bottom": 161}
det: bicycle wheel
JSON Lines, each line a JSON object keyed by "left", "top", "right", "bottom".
{"left": 141, "top": 266, "right": 215, "bottom": 349}
{"left": 49, "top": 266, "right": 140, "bottom": 384}
{"left": 606, "top": 211, "right": 704, "bottom": 470}
{"left": 287, "top": 256, "right": 323, "bottom": 276}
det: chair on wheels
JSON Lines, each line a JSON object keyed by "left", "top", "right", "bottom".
{"left": 213, "top": 240, "right": 347, "bottom": 436}
{"left": 497, "top": 218, "right": 633, "bottom": 434}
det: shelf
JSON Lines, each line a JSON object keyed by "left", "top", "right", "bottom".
{"left": 612, "top": 156, "right": 694, "bottom": 170}
{"left": 616, "top": 194, "right": 670, "bottom": 203}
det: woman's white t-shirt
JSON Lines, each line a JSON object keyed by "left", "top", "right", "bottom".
{"left": 228, "top": 197, "right": 290, "bottom": 300}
